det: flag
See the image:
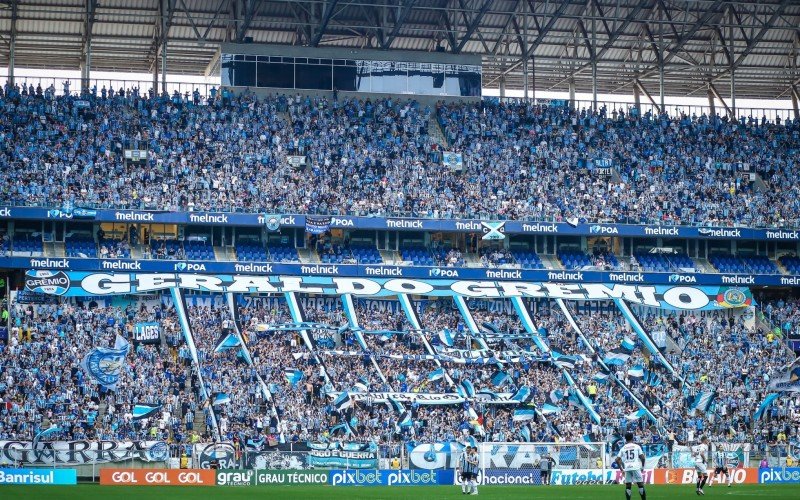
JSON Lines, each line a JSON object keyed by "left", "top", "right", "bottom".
{"left": 330, "top": 422, "right": 353, "bottom": 436}
{"left": 386, "top": 397, "right": 405, "bottom": 415}
{"left": 334, "top": 391, "right": 352, "bottom": 411}
{"left": 626, "top": 409, "right": 648, "bottom": 420}
{"left": 593, "top": 372, "right": 609, "bottom": 384}
{"left": 214, "top": 332, "right": 240, "bottom": 353}
{"left": 512, "top": 386, "right": 532, "bottom": 403}
{"left": 689, "top": 391, "right": 715, "bottom": 416}
{"left": 549, "top": 389, "right": 564, "bottom": 405}
{"left": 540, "top": 403, "right": 562, "bottom": 415}
{"left": 767, "top": 358, "right": 800, "bottom": 392}
{"left": 621, "top": 337, "right": 636, "bottom": 351}
{"left": 513, "top": 409, "right": 536, "bottom": 421}
{"left": 603, "top": 347, "right": 632, "bottom": 366}
{"left": 81, "top": 334, "right": 130, "bottom": 390}
{"left": 459, "top": 380, "right": 476, "bottom": 398}
{"left": 32, "top": 425, "right": 60, "bottom": 448}
{"left": 212, "top": 393, "right": 231, "bottom": 406}
{"left": 554, "top": 355, "right": 579, "bottom": 370}
{"left": 519, "top": 425, "right": 531, "bottom": 442}
{"left": 627, "top": 365, "right": 644, "bottom": 380}
{"left": 398, "top": 411, "right": 413, "bottom": 427}
{"left": 427, "top": 368, "right": 445, "bottom": 382}
{"left": 490, "top": 370, "right": 510, "bottom": 387}
{"left": 132, "top": 403, "right": 162, "bottom": 421}
{"left": 754, "top": 393, "right": 779, "bottom": 420}
{"left": 353, "top": 377, "right": 369, "bottom": 392}
{"left": 284, "top": 368, "right": 304, "bottom": 386}
{"left": 644, "top": 370, "right": 662, "bottom": 388}
{"left": 438, "top": 329, "right": 455, "bottom": 347}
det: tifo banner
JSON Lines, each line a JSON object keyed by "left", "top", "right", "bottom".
{"left": 653, "top": 468, "right": 758, "bottom": 485}
{"left": 328, "top": 469, "right": 450, "bottom": 486}
{"left": 243, "top": 450, "right": 308, "bottom": 470}
{"left": 216, "top": 470, "right": 330, "bottom": 486}
{"left": 759, "top": 468, "right": 800, "bottom": 484}
{"left": 0, "top": 440, "right": 169, "bottom": 465}
{"left": 331, "top": 392, "right": 518, "bottom": 406}
{"left": 25, "top": 271, "right": 749, "bottom": 311}
{"left": 0, "top": 469, "right": 77, "bottom": 485}
{"left": 442, "top": 151, "right": 463, "bottom": 171}
{"left": 307, "top": 447, "right": 378, "bottom": 469}
{"left": 192, "top": 443, "right": 237, "bottom": 469}
{"left": 305, "top": 216, "right": 331, "bottom": 234}
{"left": 99, "top": 469, "right": 215, "bottom": 486}
{"left": 133, "top": 322, "right": 161, "bottom": 344}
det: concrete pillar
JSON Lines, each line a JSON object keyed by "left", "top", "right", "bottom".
{"left": 707, "top": 87, "right": 716, "bottom": 117}
{"left": 569, "top": 79, "right": 576, "bottom": 108}
{"left": 499, "top": 76, "right": 506, "bottom": 98}
{"left": 792, "top": 86, "right": 800, "bottom": 121}
{"left": 633, "top": 83, "right": 641, "bottom": 115}
{"left": 8, "top": 0, "right": 17, "bottom": 87}
{"left": 730, "top": 70, "right": 736, "bottom": 119}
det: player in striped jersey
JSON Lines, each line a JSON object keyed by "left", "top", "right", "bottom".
{"left": 458, "top": 446, "right": 480, "bottom": 495}
{"left": 709, "top": 446, "right": 732, "bottom": 487}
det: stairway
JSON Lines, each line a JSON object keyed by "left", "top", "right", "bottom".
{"left": 297, "top": 248, "right": 318, "bottom": 263}
{"left": 428, "top": 115, "right": 449, "bottom": 147}
{"left": 463, "top": 253, "right": 481, "bottom": 267}
{"left": 130, "top": 244, "right": 145, "bottom": 259}
{"left": 213, "top": 245, "right": 234, "bottom": 261}
{"left": 44, "top": 241, "right": 65, "bottom": 257}
{"left": 379, "top": 250, "right": 400, "bottom": 265}
{"left": 540, "top": 254, "right": 563, "bottom": 270}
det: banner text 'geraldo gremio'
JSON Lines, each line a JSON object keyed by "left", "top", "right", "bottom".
{"left": 24, "top": 271, "right": 752, "bottom": 311}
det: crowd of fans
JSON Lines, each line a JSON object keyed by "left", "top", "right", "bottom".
{"left": 1, "top": 293, "right": 797, "bottom": 460}
{"left": 2, "top": 82, "right": 800, "bottom": 227}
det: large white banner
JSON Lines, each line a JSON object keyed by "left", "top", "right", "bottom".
{"left": 0, "top": 440, "right": 169, "bottom": 466}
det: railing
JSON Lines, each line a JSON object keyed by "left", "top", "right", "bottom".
{"left": 7, "top": 75, "right": 218, "bottom": 98}
{"left": 497, "top": 96, "right": 797, "bottom": 122}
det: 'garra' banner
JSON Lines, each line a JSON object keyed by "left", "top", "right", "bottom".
{"left": 24, "top": 270, "right": 750, "bottom": 311}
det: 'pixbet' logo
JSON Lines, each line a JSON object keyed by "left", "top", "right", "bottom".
{"left": 589, "top": 224, "right": 619, "bottom": 234}
{"left": 174, "top": 262, "right": 206, "bottom": 271}
{"left": 330, "top": 470, "right": 382, "bottom": 486}
{"left": 386, "top": 470, "right": 437, "bottom": 486}
{"left": 668, "top": 274, "right": 696, "bottom": 283}
{"left": 429, "top": 268, "right": 459, "bottom": 278}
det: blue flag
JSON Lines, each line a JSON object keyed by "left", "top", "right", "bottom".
{"left": 438, "top": 329, "right": 455, "bottom": 347}
{"left": 214, "top": 333, "right": 241, "bottom": 353}
{"left": 284, "top": 368, "right": 304, "bottom": 386}
{"left": 490, "top": 370, "right": 510, "bottom": 387}
{"left": 132, "top": 403, "right": 162, "bottom": 421}
{"left": 334, "top": 391, "right": 352, "bottom": 410}
{"left": 754, "top": 393, "right": 779, "bottom": 420}
{"left": 427, "top": 368, "right": 445, "bottom": 381}
{"left": 627, "top": 365, "right": 644, "bottom": 380}
{"left": 32, "top": 425, "right": 61, "bottom": 448}
{"left": 540, "top": 403, "right": 562, "bottom": 415}
{"left": 81, "top": 334, "right": 130, "bottom": 390}
{"left": 212, "top": 393, "right": 231, "bottom": 406}
{"left": 512, "top": 409, "right": 536, "bottom": 422}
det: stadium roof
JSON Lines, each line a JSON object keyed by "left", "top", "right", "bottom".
{"left": 0, "top": 0, "right": 799, "bottom": 101}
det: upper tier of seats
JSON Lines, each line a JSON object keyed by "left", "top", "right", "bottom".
{"left": 2, "top": 88, "right": 799, "bottom": 228}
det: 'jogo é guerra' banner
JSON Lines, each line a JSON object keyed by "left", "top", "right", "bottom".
{"left": 24, "top": 271, "right": 752, "bottom": 312}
